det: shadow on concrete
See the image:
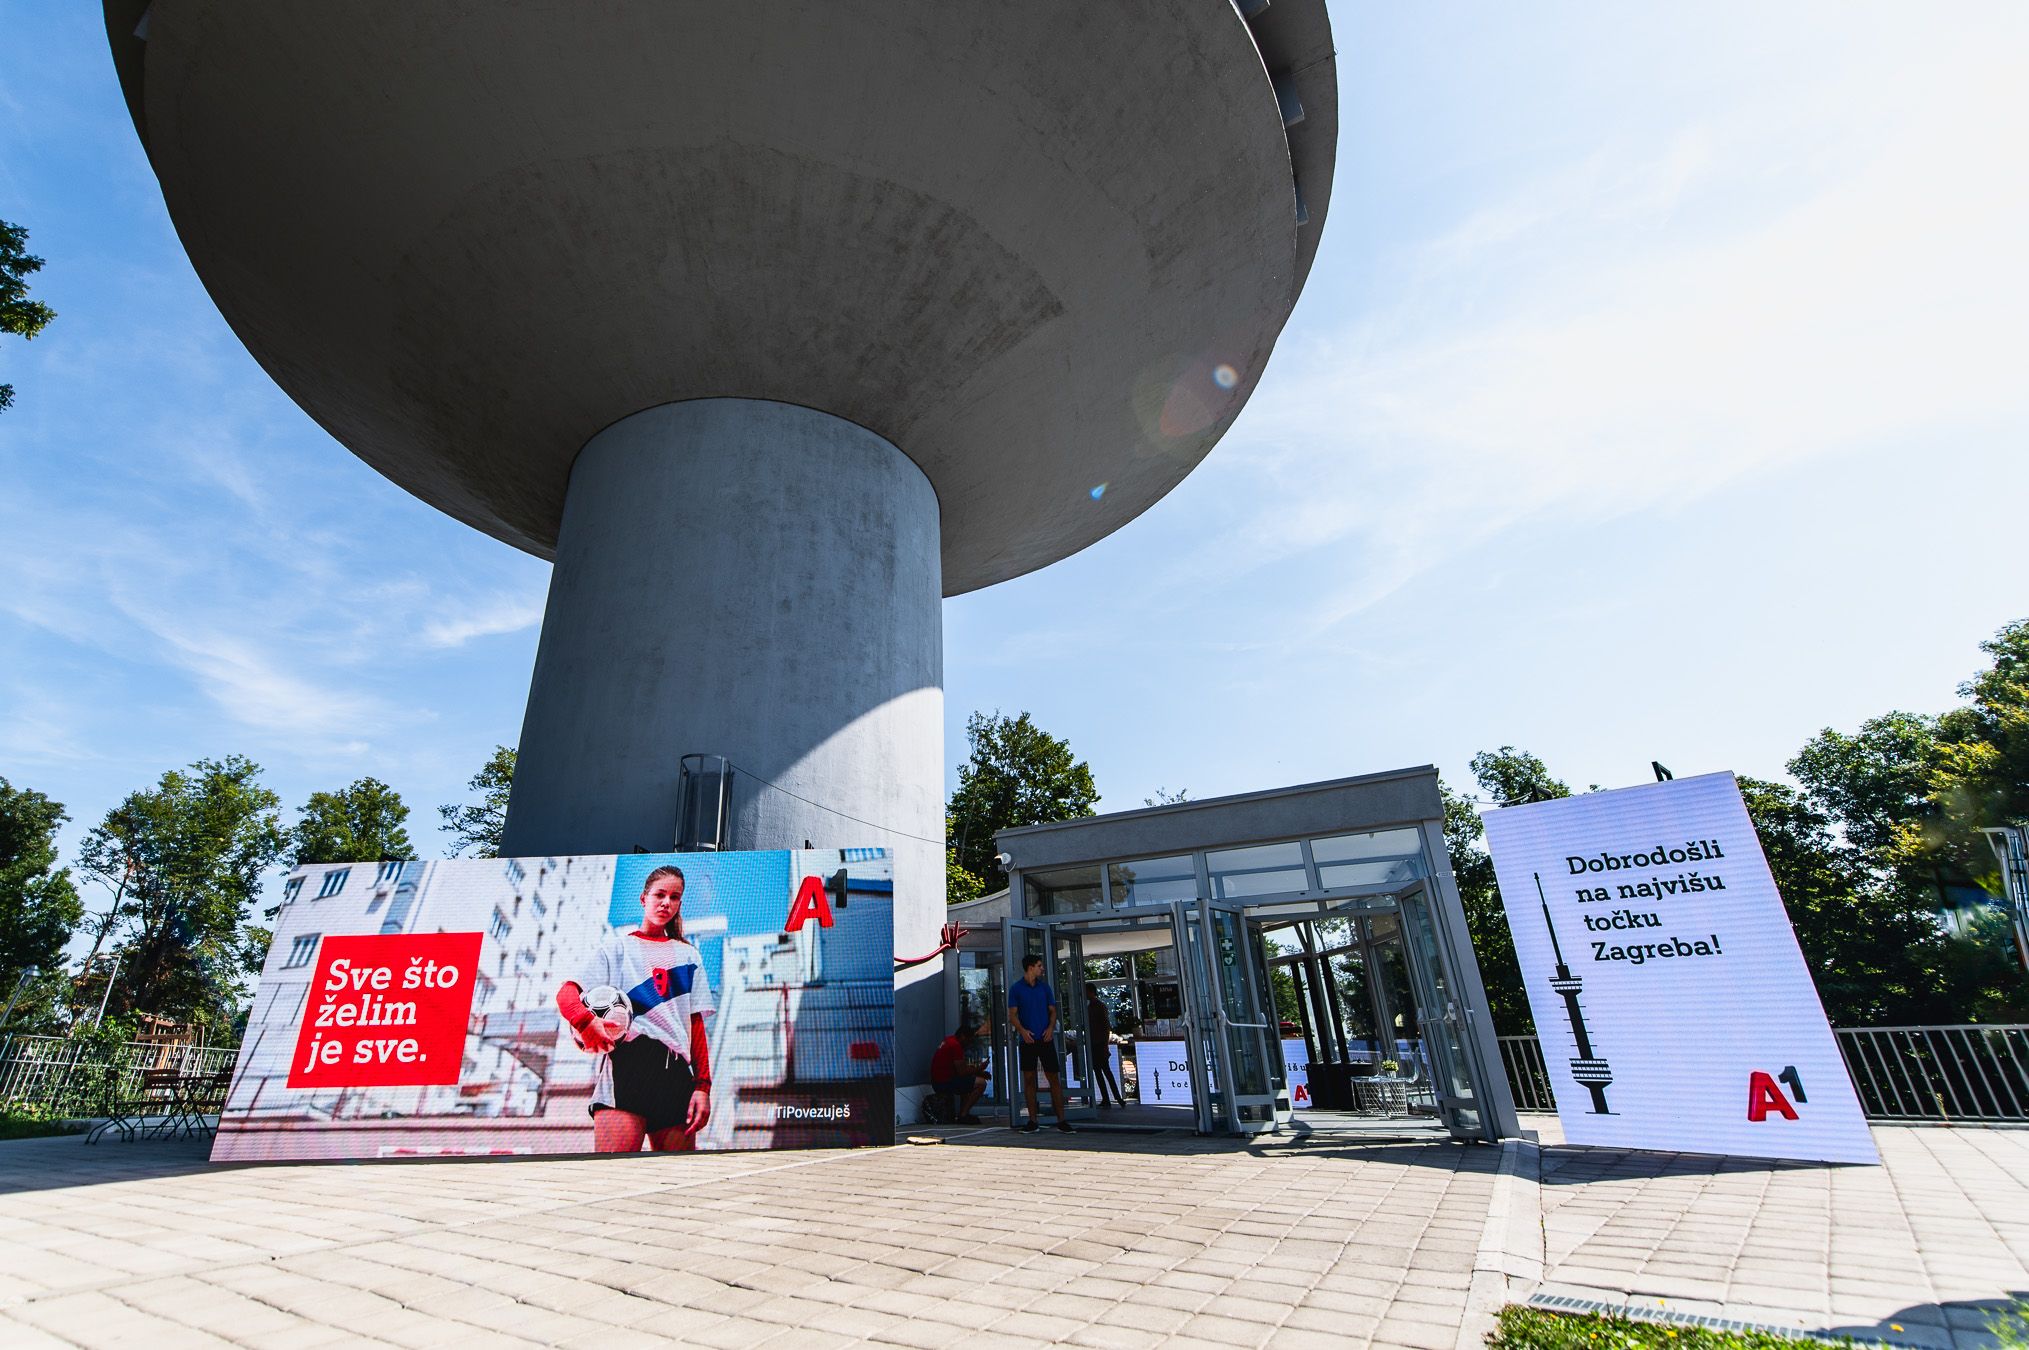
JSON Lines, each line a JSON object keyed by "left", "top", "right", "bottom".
{"left": 0, "top": 1130, "right": 250, "bottom": 1196}
{"left": 1537, "top": 1143, "right": 1853, "bottom": 1186}
{"left": 928, "top": 1119, "right": 1498, "bottom": 1174}
{"left": 1814, "top": 1292, "right": 2028, "bottom": 1349}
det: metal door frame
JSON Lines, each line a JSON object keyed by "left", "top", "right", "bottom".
{"left": 1394, "top": 882, "right": 1491, "bottom": 1141}
{"left": 1191, "top": 894, "right": 1279, "bottom": 1134}
{"left": 1001, "top": 913, "right": 1049, "bottom": 1127}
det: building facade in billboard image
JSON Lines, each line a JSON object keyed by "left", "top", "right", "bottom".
{"left": 215, "top": 849, "right": 894, "bottom": 1162}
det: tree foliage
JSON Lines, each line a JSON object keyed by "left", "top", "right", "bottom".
{"left": 1442, "top": 748, "right": 1575, "bottom": 1035}
{"left": 289, "top": 776, "right": 415, "bottom": 865}
{"left": 0, "top": 778, "right": 83, "bottom": 1029}
{"left": 76, "top": 756, "right": 285, "bottom": 1028}
{"left": 946, "top": 711, "right": 1099, "bottom": 898}
{"left": 0, "top": 220, "right": 57, "bottom": 414}
{"left": 438, "top": 745, "right": 516, "bottom": 858}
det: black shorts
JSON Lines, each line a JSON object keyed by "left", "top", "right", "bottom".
{"left": 591, "top": 1035, "right": 697, "bottom": 1132}
{"left": 933, "top": 1074, "right": 978, "bottom": 1095}
{"left": 1017, "top": 1038, "right": 1061, "bottom": 1076}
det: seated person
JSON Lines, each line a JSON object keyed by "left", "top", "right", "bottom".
{"left": 929, "top": 1022, "right": 990, "bottom": 1124}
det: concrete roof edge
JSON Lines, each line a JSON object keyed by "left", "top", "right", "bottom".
{"left": 995, "top": 765, "right": 1444, "bottom": 843}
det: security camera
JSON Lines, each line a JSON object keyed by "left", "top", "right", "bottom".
{"left": 995, "top": 852, "right": 1014, "bottom": 869}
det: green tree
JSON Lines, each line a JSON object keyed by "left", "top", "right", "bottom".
{"left": 946, "top": 711, "right": 1099, "bottom": 897}
{"left": 289, "top": 777, "right": 415, "bottom": 865}
{"left": 1786, "top": 620, "right": 2029, "bottom": 1013}
{"left": 1441, "top": 748, "right": 1572, "bottom": 1036}
{"left": 0, "top": 220, "right": 57, "bottom": 414}
{"left": 1469, "top": 747, "right": 1572, "bottom": 808}
{"left": 945, "top": 814, "right": 987, "bottom": 906}
{"left": 438, "top": 745, "right": 516, "bottom": 857}
{"left": 1789, "top": 711, "right": 1943, "bottom": 859}
{"left": 1733, "top": 775, "right": 1978, "bottom": 1024}
{"left": 0, "top": 778, "right": 84, "bottom": 1029}
{"left": 1923, "top": 620, "right": 2029, "bottom": 884}
{"left": 75, "top": 756, "right": 285, "bottom": 1027}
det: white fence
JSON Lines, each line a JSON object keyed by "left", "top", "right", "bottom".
{"left": 0, "top": 1035, "right": 240, "bottom": 1117}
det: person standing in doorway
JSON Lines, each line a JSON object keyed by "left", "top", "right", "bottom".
{"left": 1085, "top": 988, "right": 1127, "bottom": 1108}
{"left": 1008, "top": 955, "right": 1073, "bottom": 1134}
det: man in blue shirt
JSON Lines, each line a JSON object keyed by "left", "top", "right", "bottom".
{"left": 1007, "top": 955, "right": 1073, "bottom": 1134}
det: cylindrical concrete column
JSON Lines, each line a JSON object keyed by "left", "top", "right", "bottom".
{"left": 502, "top": 398, "right": 944, "bottom": 1083}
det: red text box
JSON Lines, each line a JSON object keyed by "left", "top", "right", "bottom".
{"left": 287, "top": 932, "right": 481, "bottom": 1089}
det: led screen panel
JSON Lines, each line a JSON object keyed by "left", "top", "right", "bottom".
{"left": 215, "top": 849, "right": 894, "bottom": 1162}
{"left": 1482, "top": 773, "right": 1875, "bottom": 1164}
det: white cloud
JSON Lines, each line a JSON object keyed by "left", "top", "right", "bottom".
{"left": 1204, "top": 17, "right": 2029, "bottom": 637}
{"left": 421, "top": 591, "right": 547, "bottom": 649}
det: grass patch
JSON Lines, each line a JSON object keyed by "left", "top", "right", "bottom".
{"left": 1987, "top": 1300, "right": 2029, "bottom": 1350}
{"left": 1490, "top": 1306, "right": 1843, "bottom": 1348}
{"left": 0, "top": 1105, "right": 88, "bottom": 1140}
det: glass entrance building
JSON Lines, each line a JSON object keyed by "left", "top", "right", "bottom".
{"left": 943, "top": 767, "right": 1519, "bottom": 1142}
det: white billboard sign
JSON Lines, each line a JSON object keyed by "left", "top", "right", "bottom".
{"left": 1481, "top": 772, "right": 1876, "bottom": 1164}
{"left": 1135, "top": 1039, "right": 1311, "bottom": 1109}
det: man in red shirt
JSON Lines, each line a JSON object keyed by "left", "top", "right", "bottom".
{"left": 929, "top": 1023, "right": 990, "bottom": 1124}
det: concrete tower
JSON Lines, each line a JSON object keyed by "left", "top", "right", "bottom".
{"left": 105, "top": 1, "right": 1338, "bottom": 1076}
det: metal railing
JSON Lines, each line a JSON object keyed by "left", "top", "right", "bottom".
{"left": 1499, "top": 1025, "right": 2029, "bottom": 1124}
{"left": 0, "top": 1035, "right": 240, "bottom": 1118}
{"left": 1834, "top": 1025, "right": 2029, "bottom": 1123}
{"left": 1498, "top": 1035, "right": 1556, "bottom": 1113}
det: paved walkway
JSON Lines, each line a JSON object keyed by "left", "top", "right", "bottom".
{"left": 1, "top": 1117, "right": 2023, "bottom": 1348}
{"left": 0, "top": 1123, "right": 1501, "bottom": 1350}
{"left": 1523, "top": 1116, "right": 2029, "bottom": 1349}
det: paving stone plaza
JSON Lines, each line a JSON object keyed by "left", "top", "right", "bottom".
{"left": 2, "top": 1117, "right": 2024, "bottom": 1349}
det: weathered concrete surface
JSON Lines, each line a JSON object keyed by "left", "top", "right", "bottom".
{"left": 105, "top": 1, "right": 1337, "bottom": 595}
{"left": 500, "top": 398, "right": 944, "bottom": 1079}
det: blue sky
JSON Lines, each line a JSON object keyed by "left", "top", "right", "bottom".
{"left": 4, "top": 3, "right": 2028, "bottom": 926}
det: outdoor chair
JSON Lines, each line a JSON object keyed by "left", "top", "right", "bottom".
{"left": 167, "top": 1066, "right": 232, "bottom": 1139}
{"left": 85, "top": 1067, "right": 183, "bottom": 1144}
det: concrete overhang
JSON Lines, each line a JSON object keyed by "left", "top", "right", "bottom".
{"left": 105, "top": 2, "right": 1336, "bottom": 595}
{"left": 996, "top": 767, "right": 1445, "bottom": 874}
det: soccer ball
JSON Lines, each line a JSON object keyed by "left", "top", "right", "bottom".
{"left": 581, "top": 985, "right": 633, "bottom": 1041}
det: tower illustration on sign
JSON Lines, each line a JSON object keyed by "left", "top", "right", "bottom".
{"left": 1535, "top": 873, "right": 1613, "bottom": 1114}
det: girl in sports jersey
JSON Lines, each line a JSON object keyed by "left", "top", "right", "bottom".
{"left": 556, "top": 865, "right": 715, "bottom": 1152}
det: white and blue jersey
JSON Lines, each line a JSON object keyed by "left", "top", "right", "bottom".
{"left": 583, "top": 931, "right": 715, "bottom": 1108}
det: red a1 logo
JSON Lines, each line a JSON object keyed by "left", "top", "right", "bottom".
{"left": 1747, "top": 1065, "right": 1808, "bottom": 1121}
{"left": 784, "top": 874, "right": 836, "bottom": 932}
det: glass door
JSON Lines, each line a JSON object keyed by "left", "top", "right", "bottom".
{"left": 1002, "top": 914, "right": 1049, "bottom": 1126}
{"left": 956, "top": 951, "right": 1009, "bottom": 1116}
{"left": 1395, "top": 887, "right": 1487, "bottom": 1140}
{"left": 1053, "top": 927, "right": 1093, "bottom": 1110}
{"left": 1191, "top": 895, "right": 1278, "bottom": 1134}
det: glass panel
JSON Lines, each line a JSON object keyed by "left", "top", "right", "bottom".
{"left": 957, "top": 954, "right": 1008, "bottom": 1108}
{"left": 1025, "top": 865, "right": 1102, "bottom": 916}
{"left": 1082, "top": 954, "right": 1129, "bottom": 982}
{"left": 1214, "top": 910, "right": 1271, "bottom": 1090}
{"left": 1317, "top": 857, "right": 1425, "bottom": 890}
{"left": 1204, "top": 842, "right": 1307, "bottom": 900}
{"left": 1330, "top": 948, "right": 1379, "bottom": 1063}
{"left": 1087, "top": 980, "right": 1135, "bottom": 1035}
{"left": 1310, "top": 827, "right": 1423, "bottom": 863}
{"left": 1108, "top": 855, "right": 1197, "bottom": 906}
{"left": 1398, "top": 893, "right": 1478, "bottom": 1111}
